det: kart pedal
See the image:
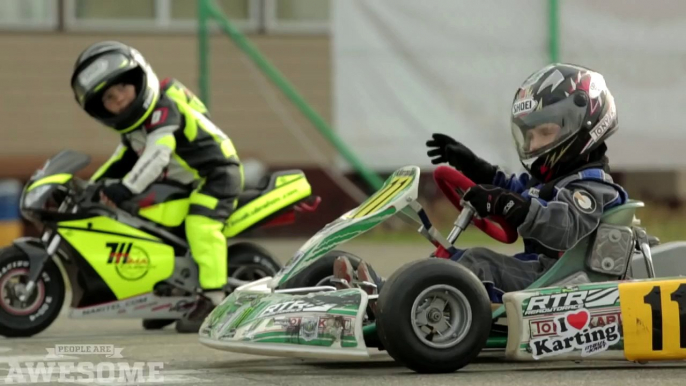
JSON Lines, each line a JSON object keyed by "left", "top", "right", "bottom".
{"left": 354, "top": 280, "right": 378, "bottom": 295}
{"left": 333, "top": 256, "right": 355, "bottom": 290}
{"left": 330, "top": 277, "right": 352, "bottom": 289}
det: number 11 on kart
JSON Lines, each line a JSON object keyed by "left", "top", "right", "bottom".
{"left": 619, "top": 279, "right": 686, "bottom": 361}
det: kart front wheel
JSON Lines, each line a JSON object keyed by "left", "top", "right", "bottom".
{"left": 376, "top": 258, "right": 491, "bottom": 373}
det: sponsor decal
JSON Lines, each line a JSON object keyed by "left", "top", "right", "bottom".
{"left": 106, "top": 242, "right": 151, "bottom": 281}
{"left": 572, "top": 190, "right": 596, "bottom": 214}
{"left": 524, "top": 288, "right": 619, "bottom": 316}
{"left": 512, "top": 98, "right": 538, "bottom": 117}
{"left": 81, "top": 296, "right": 150, "bottom": 316}
{"left": 529, "top": 308, "right": 620, "bottom": 359}
{"left": 259, "top": 300, "right": 337, "bottom": 318}
{"left": 529, "top": 310, "right": 622, "bottom": 338}
{"left": 588, "top": 73, "right": 607, "bottom": 99}
{"left": 589, "top": 104, "right": 616, "bottom": 141}
{"left": 300, "top": 316, "right": 319, "bottom": 341}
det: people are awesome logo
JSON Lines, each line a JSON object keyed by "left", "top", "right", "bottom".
{"left": 529, "top": 308, "right": 620, "bottom": 359}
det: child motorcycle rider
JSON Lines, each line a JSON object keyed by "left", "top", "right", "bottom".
{"left": 333, "top": 63, "right": 628, "bottom": 305}
{"left": 70, "top": 41, "right": 243, "bottom": 332}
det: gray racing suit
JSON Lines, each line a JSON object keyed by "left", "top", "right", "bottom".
{"left": 363, "top": 167, "right": 628, "bottom": 304}
{"left": 447, "top": 167, "right": 628, "bottom": 303}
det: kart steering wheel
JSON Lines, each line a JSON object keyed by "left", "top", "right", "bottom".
{"left": 433, "top": 165, "right": 518, "bottom": 244}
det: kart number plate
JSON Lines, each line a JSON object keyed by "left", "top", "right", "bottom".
{"left": 619, "top": 278, "right": 686, "bottom": 361}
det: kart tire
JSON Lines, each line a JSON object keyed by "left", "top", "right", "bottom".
{"left": 376, "top": 258, "right": 491, "bottom": 373}
{"left": 277, "top": 250, "right": 363, "bottom": 289}
{"left": 142, "top": 242, "right": 282, "bottom": 330}
{"left": 227, "top": 242, "right": 283, "bottom": 282}
{"left": 0, "top": 246, "right": 65, "bottom": 338}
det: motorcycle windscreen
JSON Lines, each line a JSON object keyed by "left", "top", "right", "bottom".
{"left": 33, "top": 150, "right": 91, "bottom": 179}
{"left": 270, "top": 166, "right": 421, "bottom": 287}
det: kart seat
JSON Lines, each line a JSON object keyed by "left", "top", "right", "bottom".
{"left": 492, "top": 199, "right": 645, "bottom": 319}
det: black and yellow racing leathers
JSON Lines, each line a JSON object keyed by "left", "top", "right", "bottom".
{"left": 92, "top": 78, "right": 243, "bottom": 291}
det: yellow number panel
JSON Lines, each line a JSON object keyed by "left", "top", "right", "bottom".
{"left": 619, "top": 278, "right": 686, "bottom": 361}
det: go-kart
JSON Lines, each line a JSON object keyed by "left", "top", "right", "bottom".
{"left": 198, "top": 165, "right": 686, "bottom": 373}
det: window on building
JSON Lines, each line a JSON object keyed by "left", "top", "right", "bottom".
{"left": 0, "top": 0, "right": 57, "bottom": 30}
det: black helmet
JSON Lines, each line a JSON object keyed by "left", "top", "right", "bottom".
{"left": 70, "top": 41, "right": 160, "bottom": 134}
{"left": 510, "top": 63, "right": 618, "bottom": 181}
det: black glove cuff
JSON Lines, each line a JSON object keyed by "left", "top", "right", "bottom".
{"left": 462, "top": 160, "right": 497, "bottom": 185}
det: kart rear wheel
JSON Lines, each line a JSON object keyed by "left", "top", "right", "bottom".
{"left": 376, "top": 258, "right": 491, "bottom": 373}
{"left": 277, "top": 250, "right": 363, "bottom": 289}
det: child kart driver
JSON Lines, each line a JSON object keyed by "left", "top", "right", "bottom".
{"left": 333, "top": 63, "right": 628, "bottom": 305}
{"left": 70, "top": 41, "right": 243, "bottom": 332}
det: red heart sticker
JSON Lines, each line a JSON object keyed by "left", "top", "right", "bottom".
{"left": 566, "top": 309, "right": 590, "bottom": 330}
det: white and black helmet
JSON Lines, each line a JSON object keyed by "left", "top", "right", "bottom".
{"left": 71, "top": 41, "right": 160, "bottom": 133}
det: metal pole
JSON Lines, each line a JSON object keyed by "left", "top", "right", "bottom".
{"left": 198, "top": 0, "right": 211, "bottom": 109}
{"left": 205, "top": 1, "right": 384, "bottom": 191}
{"left": 548, "top": 0, "right": 560, "bottom": 63}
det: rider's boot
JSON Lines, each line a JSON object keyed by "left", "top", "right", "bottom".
{"left": 175, "top": 290, "right": 225, "bottom": 333}
{"left": 332, "top": 256, "right": 354, "bottom": 290}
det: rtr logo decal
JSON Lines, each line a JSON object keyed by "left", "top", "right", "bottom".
{"left": 524, "top": 287, "right": 619, "bottom": 316}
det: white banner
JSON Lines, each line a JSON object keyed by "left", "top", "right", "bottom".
{"left": 333, "top": 0, "right": 686, "bottom": 173}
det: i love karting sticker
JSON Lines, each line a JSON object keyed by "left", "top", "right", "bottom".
{"left": 529, "top": 308, "right": 621, "bottom": 359}
{"left": 572, "top": 190, "right": 596, "bottom": 213}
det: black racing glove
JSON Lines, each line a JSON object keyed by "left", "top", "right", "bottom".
{"left": 426, "top": 133, "right": 497, "bottom": 184}
{"left": 101, "top": 182, "right": 134, "bottom": 206}
{"left": 462, "top": 184, "right": 530, "bottom": 228}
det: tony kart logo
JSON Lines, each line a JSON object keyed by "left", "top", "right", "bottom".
{"left": 524, "top": 287, "right": 619, "bottom": 316}
{"left": 529, "top": 308, "right": 620, "bottom": 359}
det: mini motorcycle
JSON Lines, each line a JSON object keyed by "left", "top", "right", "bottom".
{"left": 0, "top": 150, "right": 320, "bottom": 337}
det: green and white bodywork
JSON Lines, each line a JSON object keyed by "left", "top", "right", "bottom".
{"left": 199, "top": 164, "right": 686, "bottom": 364}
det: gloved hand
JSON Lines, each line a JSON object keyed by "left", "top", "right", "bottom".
{"left": 100, "top": 182, "right": 133, "bottom": 207}
{"left": 426, "top": 133, "right": 497, "bottom": 184}
{"left": 462, "top": 184, "right": 530, "bottom": 228}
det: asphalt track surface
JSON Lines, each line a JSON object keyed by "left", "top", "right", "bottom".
{"left": 1, "top": 239, "right": 685, "bottom": 385}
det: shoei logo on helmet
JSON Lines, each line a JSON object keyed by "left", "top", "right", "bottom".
{"left": 78, "top": 58, "right": 109, "bottom": 88}
{"left": 513, "top": 98, "right": 538, "bottom": 117}
{"left": 572, "top": 190, "right": 596, "bottom": 213}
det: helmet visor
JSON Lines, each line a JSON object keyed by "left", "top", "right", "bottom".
{"left": 511, "top": 94, "right": 587, "bottom": 160}
{"left": 72, "top": 52, "right": 135, "bottom": 106}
